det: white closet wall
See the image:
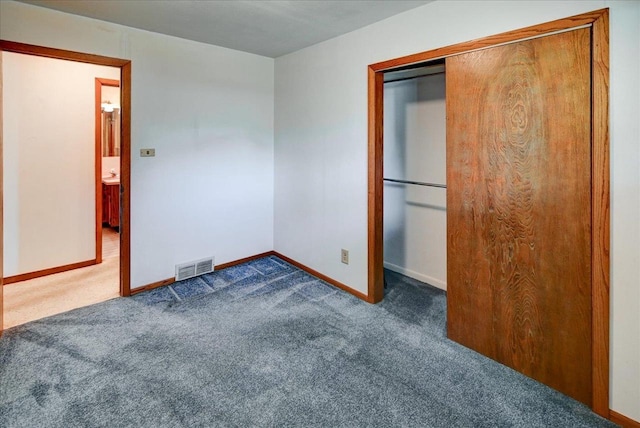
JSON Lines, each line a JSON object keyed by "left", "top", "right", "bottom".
{"left": 383, "top": 73, "right": 447, "bottom": 290}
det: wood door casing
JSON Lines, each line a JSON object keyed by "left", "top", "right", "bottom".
{"left": 0, "top": 50, "right": 4, "bottom": 334}
{"left": 446, "top": 28, "right": 592, "bottom": 405}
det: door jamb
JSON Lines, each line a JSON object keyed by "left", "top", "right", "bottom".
{"left": 367, "top": 9, "right": 609, "bottom": 416}
{"left": 0, "top": 50, "right": 4, "bottom": 334}
{"left": 0, "top": 41, "right": 133, "bottom": 326}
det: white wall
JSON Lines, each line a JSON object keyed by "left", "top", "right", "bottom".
{"left": 102, "top": 157, "right": 119, "bottom": 178}
{"left": 3, "top": 52, "right": 119, "bottom": 276}
{"left": 0, "top": 1, "right": 275, "bottom": 288}
{"left": 383, "top": 75, "right": 446, "bottom": 289}
{"left": 609, "top": 0, "right": 640, "bottom": 420}
{"left": 274, "top": 0, "right": 640, "bottom": 420}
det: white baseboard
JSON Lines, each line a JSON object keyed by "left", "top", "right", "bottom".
{"left": 383, "top": 261, "right": 447, "bottom": 291}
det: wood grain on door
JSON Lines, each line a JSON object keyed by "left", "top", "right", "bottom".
{"left": 446, "top": 28, "right": 592, "bottom": 405}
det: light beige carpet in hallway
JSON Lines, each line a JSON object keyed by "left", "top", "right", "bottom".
{"left": 3, "top": 228, "right": 120, "bottom": 329}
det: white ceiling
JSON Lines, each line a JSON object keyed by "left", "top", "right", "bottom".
{"left": 18, "top": 0, "right": 432, "bottom": 58}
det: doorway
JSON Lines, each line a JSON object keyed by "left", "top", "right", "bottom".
{"left": 367, "top": 9, "right": 609, "bottom": 416}
{"left": 0, "top": 41, "right": 132, "bottom": 334}
{"left": 96, "top": 77, "right": 121, "bottom": 265}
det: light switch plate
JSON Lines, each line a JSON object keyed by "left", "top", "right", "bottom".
{"left": 140, "top": 148, "right": 155, "bottom": 157}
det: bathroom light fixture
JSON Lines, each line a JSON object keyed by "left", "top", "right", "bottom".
{"left": 101, "top": 101, "right": 119, "bottom": 112}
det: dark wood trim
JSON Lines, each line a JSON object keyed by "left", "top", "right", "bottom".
{"left": 94, "top": 77, "right": 121, "bottom": 266}
{"left": 119, "top": 62, "right": 132, "bottom": 297}
{"left": 0, "top": 40, "right": 129, "bottom": 67}
{"left": 0, "top": 50, "right": 4, "bottom": 334}
{"left": 610, "top": 410, "right": 640, "bottom": 428}
{"left": 215, "top": 251, "right": 276, "bottom": 270}
{"left": 367, "top": 8, "right": 609, "bottom": 415}
{"left": 97, "top": 78, "right": 120, "bottom": 87}
{"left": 130, "top": 277, "right": 175, "bottom": 296}
{"left": 129, "top": 251, "right": 369, "bottom": 303}
{"left": 3, "top": 259, "right": 96, "bottom": 285}
{"left": 274, "top": 252, "right": 370, "bottom": 302}
{"left": 129, "top": 251, "right": 277, "bottom": 295}
{"left": 367, "top": 66, "right": 384, "bottom": 304}
{"left": 94, "top": 79, "right": 103, "bottom": 264}
{"left": 591, "top": 9, "right": 611, "bottom": 417}
{"left": 0, "top": 40, "right": 132, "bottom": 311}
{"left": 370, "top": 9, "right": 607, "bottom": 72}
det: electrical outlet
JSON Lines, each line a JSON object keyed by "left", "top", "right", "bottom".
{"left": 341, "top": 249, "right": 349, "bottom": 265}
{"left": 140, "top": 148, "right": 155, "bottom": 157}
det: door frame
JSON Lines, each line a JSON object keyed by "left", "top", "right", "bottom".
{"left": 367, "top": 9, "right": 610, "bottom": 415}
{"left": 0, "top": 41, "right": 133, "bottom": 336}
{"left": 95, "top": 77, "right": 121, "bottom": 264}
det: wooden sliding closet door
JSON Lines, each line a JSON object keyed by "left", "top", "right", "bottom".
{"left": 446, "top": 28, "right": 592, "bottom": 405}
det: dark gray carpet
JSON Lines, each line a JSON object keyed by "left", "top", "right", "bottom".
{"left": 0, "top": 256, "right": 614, "bottom": 427}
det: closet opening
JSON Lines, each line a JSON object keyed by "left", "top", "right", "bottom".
{"left": 382, "top": 59, "right": 447, "bottom": 294}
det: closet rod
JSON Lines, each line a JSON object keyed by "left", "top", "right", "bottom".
{"left": 383, "top": 178, "right": 446, "bottom": 189}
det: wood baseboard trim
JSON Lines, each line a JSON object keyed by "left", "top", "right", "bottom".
{"left": 130, "top": 251, "right": 370, "bottom": 303}
{"left": 130, "top": 251, "right": 277, "bottom": 295}
{"left": 130, "top": 276, "right": 175, "bottom": 295}
{"left": 610, "top": 410, "right": 640, "bottom": 428}
{"left": 2, "top": 259, "right": 97, "bottom": 285}
{"left": 272, "top": 252, "right": 370, "bottom": 303}
{"left": 216, "top": 251, "right": 276, "bottom": 270}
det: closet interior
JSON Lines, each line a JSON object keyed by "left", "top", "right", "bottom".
{"left": 382, "top": 60, "right": 447, "bottom": 292}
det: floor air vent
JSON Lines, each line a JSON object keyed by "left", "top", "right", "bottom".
{"left": 175, "top": 257, "right": 215, "bottom": 281}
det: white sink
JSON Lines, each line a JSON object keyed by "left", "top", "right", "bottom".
{"left": 102, "top": 177, "right": 120, "bottom": 185}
